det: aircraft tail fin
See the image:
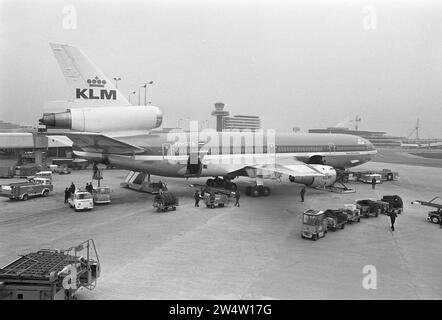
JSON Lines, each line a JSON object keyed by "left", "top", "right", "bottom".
{"left": 49, "top": 42, "right": 130, "bottom": 107}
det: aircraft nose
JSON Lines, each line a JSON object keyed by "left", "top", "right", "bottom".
{"left": 365, "top": 138, "right": 376, "bottom": 152}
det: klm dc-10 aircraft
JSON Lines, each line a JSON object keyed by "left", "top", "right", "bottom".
{"left": 40, "top": 43, "right": 377, "bottom": 196}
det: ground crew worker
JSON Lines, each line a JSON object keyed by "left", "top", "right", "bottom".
{"left": 64, "top": 187, "right": 70, "bottom": 204}
{"left": 440, "top": 212, "right": 442, "bottom": 228}
{"left": 371, "top": 177, "right": 377, "bottom": 189}
{"left": 389, "top": 210, "right": 398, "bottom": 231}
{"left": 234, "top": 190, "right": 241, "bottom": 207}
{"left": 69, "top": 182, "right": 76, "bottom": 194}
{"left": 88, "top": 182, "right": 94, "bottom": 193}
{"left": 93, "top": 163, "right": 98, "bottom": 179}
{"left": 300, "top": 187, "right": 306, "bottom": 202}
{"left": 194, "top": 190, "right": 200, "bottom": 207}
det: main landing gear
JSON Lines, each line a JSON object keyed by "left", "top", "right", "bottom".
{"left": 245, "top": 185, "right": 271, "bottom": 197}
{"left": 206, "top": 177, "right": 238, "bottom": 191}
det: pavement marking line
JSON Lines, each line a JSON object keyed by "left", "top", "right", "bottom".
{"left": 384, "top": 214, "right": 422, "bottom": 299}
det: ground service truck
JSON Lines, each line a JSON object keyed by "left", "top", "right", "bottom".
{"left": 0, "top": 177, "right": 53, "bottom": 201}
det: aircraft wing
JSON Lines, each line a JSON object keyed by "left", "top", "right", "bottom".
{"left": 65, "top": 132, "right": 145, "bottom": 155}
{"left": 243, "top": 157, "right": 325, "bottom": 177}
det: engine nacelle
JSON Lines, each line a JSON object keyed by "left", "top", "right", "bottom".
{"left": 289, "top": 165, "right": 337, "bottom": 187}
{"left": 40, "top": 106, "right": 163, "bottom": 132}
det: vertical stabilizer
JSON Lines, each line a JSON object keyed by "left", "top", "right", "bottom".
{"left": 49, "top": 43, "right": 130, "bottom": 107}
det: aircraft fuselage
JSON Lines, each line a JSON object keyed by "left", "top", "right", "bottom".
{"left": 73, "top": 132, "right": 377, "bottom": 178}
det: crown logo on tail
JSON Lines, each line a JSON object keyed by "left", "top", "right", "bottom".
{"left": 87, "top": 76, "right": 106, "bottom": 88}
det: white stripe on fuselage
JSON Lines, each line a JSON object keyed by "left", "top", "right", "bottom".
{"left": 74, "top": 150, "right": 376, "bottom": 162}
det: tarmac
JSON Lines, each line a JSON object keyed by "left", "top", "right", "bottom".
{"left": 0, "top": 154, "right": 441, "bottom": 299}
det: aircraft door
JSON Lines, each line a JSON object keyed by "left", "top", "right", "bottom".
{"left": 185, "top": 151, "right": 203, "bottom": 177}
{"left": 162, "top": 143, "right": 172, "bottom": 159}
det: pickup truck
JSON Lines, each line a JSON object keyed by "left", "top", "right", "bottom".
{"left": 0, "top": 177, "right": 53, "bottom": 201}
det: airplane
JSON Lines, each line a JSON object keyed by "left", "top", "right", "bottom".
{"left": 400, "top": 141, "right": 442, "bottom": 149}
{"left": 40, "top": 43, "right": 378, "bottom": 197}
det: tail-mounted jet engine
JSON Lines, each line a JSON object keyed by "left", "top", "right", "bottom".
{"left": 289, "top": 165, "right": 337, "bottom": 187}
{"left": 39, "top": 106, "right": 163, "bottom": 132}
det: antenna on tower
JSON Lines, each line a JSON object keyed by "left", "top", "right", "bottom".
{"left": 407, "top": 118, "right": 420, "bottom": 140}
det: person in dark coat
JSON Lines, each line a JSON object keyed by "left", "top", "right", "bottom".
{"left": 64, "top": 188, "right": 70, "bottom": 204}
{"left": 371, "top": 177, "right": 377, "bottom": 189}
{"left": 194, "top": 190, "right": 200, "bottom": 207}
{"left": 300, "top": 186, "right": 306, "bottom": 202}
{"left": 389, "top": 210, "right": 398, "bottom": 231}
{"left": 234, "top": 190, "right": 241, "bottom": 207}
{"left": 69, "top": 182, "right": 76, "bottom": 194}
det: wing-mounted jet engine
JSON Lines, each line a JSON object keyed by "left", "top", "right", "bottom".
{"left": 289, "top": 165, "right": 337, "bottom": 187}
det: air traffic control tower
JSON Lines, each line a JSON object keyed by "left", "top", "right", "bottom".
{"left": 211, "top": 102, "right": 230, "bottom": 132}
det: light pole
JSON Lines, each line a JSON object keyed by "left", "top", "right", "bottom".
{"left": 144, "top": 81, "right": 153, "bottom": 105}
{"left": 113, "top": 77, "right": 121, "bottom": 89}
{"left": 128, "top": 91, "right": 136, "bottom": 104}
{"left": 138, "top": 85, "right": 145, "bottom": 105}
{"left": 139, "top": 81, "right": 153, "bottom": 106}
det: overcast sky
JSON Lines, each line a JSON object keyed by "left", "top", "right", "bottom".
{"left": 1, "top": 0, "right": 441, "bottom": 138}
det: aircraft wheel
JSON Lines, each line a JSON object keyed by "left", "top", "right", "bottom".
{"left": 263, "top": 186, "right": 271, "bottom": 196}
{"left": 245, "top": 186, "right": 252, "bottom": 196}
{"left": 431, "top": 216, "right": 440, "bottom": 224}
{"left": 206, "top": 179, "right": 214, "bottom": 187}
{"left": 252, "top": 187, "right": 260, "bottom": 197}
{"left": 213, "top": 177, "right": 222, "bottom": 188}
{"left": 219, "top": 180, "right": 227, "bottom": 189}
